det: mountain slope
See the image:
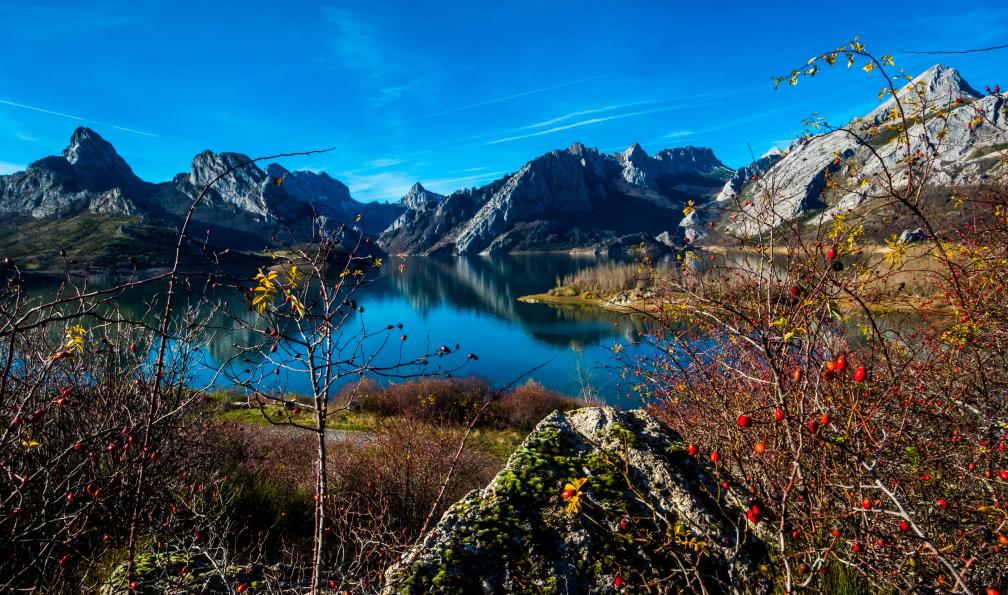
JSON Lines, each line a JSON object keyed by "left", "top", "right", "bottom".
{"left": 723, "top": 65, "right": 1007, "bottom": 239}
{"left": 0, "top": 128, "right": 403, "bottom": 268}
{"left": 379, "top": 142, "right": 732, "bottom": 255}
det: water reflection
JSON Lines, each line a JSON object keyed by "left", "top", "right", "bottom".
{"left": 18, "top": 254, "right": 650, "bottom": 404}
{"left": 389, "top": 255, "right": 648, "bottom": 347}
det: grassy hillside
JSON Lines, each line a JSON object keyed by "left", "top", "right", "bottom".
{"left": 0, "top": 213, "right": 190, "bottom": 272}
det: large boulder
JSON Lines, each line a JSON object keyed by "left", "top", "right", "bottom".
{"left": 384, "top": 407, "right": 771, "bottom": 594}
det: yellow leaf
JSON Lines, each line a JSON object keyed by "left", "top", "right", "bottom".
{"left": 863, "top": 62, "right": 874, "bottom": 75}
{"left": 64, "top": 325, "right": 86, "bottom": 355}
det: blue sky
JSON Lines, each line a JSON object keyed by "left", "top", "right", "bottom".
{"left": 1, "top": 1, "right": 1006, "bottom": 202}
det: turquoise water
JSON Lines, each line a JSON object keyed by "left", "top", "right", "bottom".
{"left": 34, "top": 255, "right": 652, "bottom": 406}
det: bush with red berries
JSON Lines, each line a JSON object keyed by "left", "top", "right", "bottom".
{"left": 619, "top": 44, "right": 1008, "bottom": 592}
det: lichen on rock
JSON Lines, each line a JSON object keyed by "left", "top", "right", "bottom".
{"left": 383, "top": 407, "right": 772, "bottom": 594}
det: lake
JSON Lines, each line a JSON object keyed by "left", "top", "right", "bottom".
{"left": 26, "top": 254, "right": 653, "bottom": 407}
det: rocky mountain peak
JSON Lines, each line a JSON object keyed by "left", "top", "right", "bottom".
{"left": 866, "top": 64, "right": 982, "bottom": 123}
{"left": 61, "top": 126, "right": 141, "bottom": 192}
{"left": 189, "top": 150, "right": 259, "bottom": 186}
{"left": 653, "top": 146, "right": 731, "bottom": 175}
{"left": 913, "top": 64, "right": 981, "bottom": 99}
{"left": 622, "top": 142, "right": 648, "bottom": 162}
{"left": 399, "top": 182, "right": 444, "bottom": 211}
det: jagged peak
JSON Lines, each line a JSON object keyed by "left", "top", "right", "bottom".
{"left": 400, "top": 181, "right": 444, "bottom": 211}
{"left": 622, "top": 142, "right": 648, "bottom": 160}
{"left": 910, "top": 64, "right": 982, "bottom": 98}
{"left": 265, "top": 163, "right": 289, "bottom": 178}
{"left": 761, "top": 147, "right": 784, "bottom": 159}
{"left": 62, "top": 127, "right": 124, "bottom": 166}
{"left": 190, "top": 150, "right": 257, "bottom": 175}
{"left": 865, "top": 65, "right": 982, "bottom": 123}
{"left": 59, "top": 126, "right": 140, "bottom": 191}
{"left": 567, "top": 141, "right": 588, "bottom": 154}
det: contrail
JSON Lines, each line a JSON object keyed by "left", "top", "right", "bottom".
{"left": 0, "top": 99, "right": 85, "bottom": 121}
{"left": 0, "top": 99, "right": 159, "bottom": 137}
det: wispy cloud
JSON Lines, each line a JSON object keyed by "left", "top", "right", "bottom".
{"left": 14, "top": 131, "right": 38, "bottom": 142}
{"left": 0, "top": 161, "right": 25, "bottom": 175}
{"left": 321, "top": 7, "right": 387, "bottom": 76}
{"left": 337, "top": 169, "right": 418, "bottom": 202}
{"left": 487, "top": 102, "right": 715, "bottom": 145}
{"left": 0, "top": 99, "right": 159, "bottom": 137}
{"left": 424, "top": 170, "right": 509, "bottom": 191}
{"left": 0, "top": 5, "right": 137, "bottom": 39}
{"left": 403, "top": 74, "right": 611, "bottom": 123}
{"left": 663, "top": 130, "right": 695, "bottom": 138}
{"left": 365, "top": 157, "right": 406, "bottom": 168}
{"left": 319, "top": 8, "right": 440, "bottom": 109}
{"left": 515, "top": 97, "right": 700, "bottom": 131}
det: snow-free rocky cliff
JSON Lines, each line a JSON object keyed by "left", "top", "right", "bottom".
{"left": 0, "top": 128, "right": 404, "bottom": 251}
{"left": 383, "top": 407, "right": 771, "bottom": 594}
{"left": 379, "top": 143, "right": 733, "bottom": 255}
{"left": 0, "top": 128, "right": 145, "bottom": 218}
{"left": 722, "top": 65, "right": 1007, "bottom": 238}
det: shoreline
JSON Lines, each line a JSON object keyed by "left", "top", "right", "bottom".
{"left": 518, "top": 289, "right": 947, "bottom": 316}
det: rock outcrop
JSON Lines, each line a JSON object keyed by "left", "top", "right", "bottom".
{"left": 379, "top": 143, "right": 732, "bottom": 255}
{"left": 384, "top": 407, "right": 770, "bottom": 594}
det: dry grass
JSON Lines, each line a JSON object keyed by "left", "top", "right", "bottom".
{"left": 550, "top": 262, "right": 652, "bottom": 296}
{"left": 337, "top": 377, "right": 580, "bottom": 431}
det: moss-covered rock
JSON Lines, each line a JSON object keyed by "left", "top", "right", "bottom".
{"left": 383, "top": 407, "right": 772, "bottom": 594}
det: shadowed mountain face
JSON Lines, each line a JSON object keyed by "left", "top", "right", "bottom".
{"left": 0, "top": 128, "right": 403, "bottom": 266}
{"left": 379, "top": 142, "right": 733, "bottom": 256}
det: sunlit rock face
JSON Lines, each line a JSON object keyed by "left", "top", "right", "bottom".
{"left": 0, "top": 127, "right": 144, "bottom": 218}
{"left": 0, "top": 126, "right": 402, "bottom": 246}
{"left": 726, "top": 65, "right": 1007, "bottom": 237}
{"left": 379, "top": 142, "right": 732, "bottom": 255}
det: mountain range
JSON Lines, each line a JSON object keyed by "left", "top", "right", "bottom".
{"left": 380, "top": 143, "right": 732, "bottom": 255}
{"left": 0, "top": 129, "right": 403, "bottom": 269}
{"left": 1, "top": 64, "right": 1004, "bottom": 270}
